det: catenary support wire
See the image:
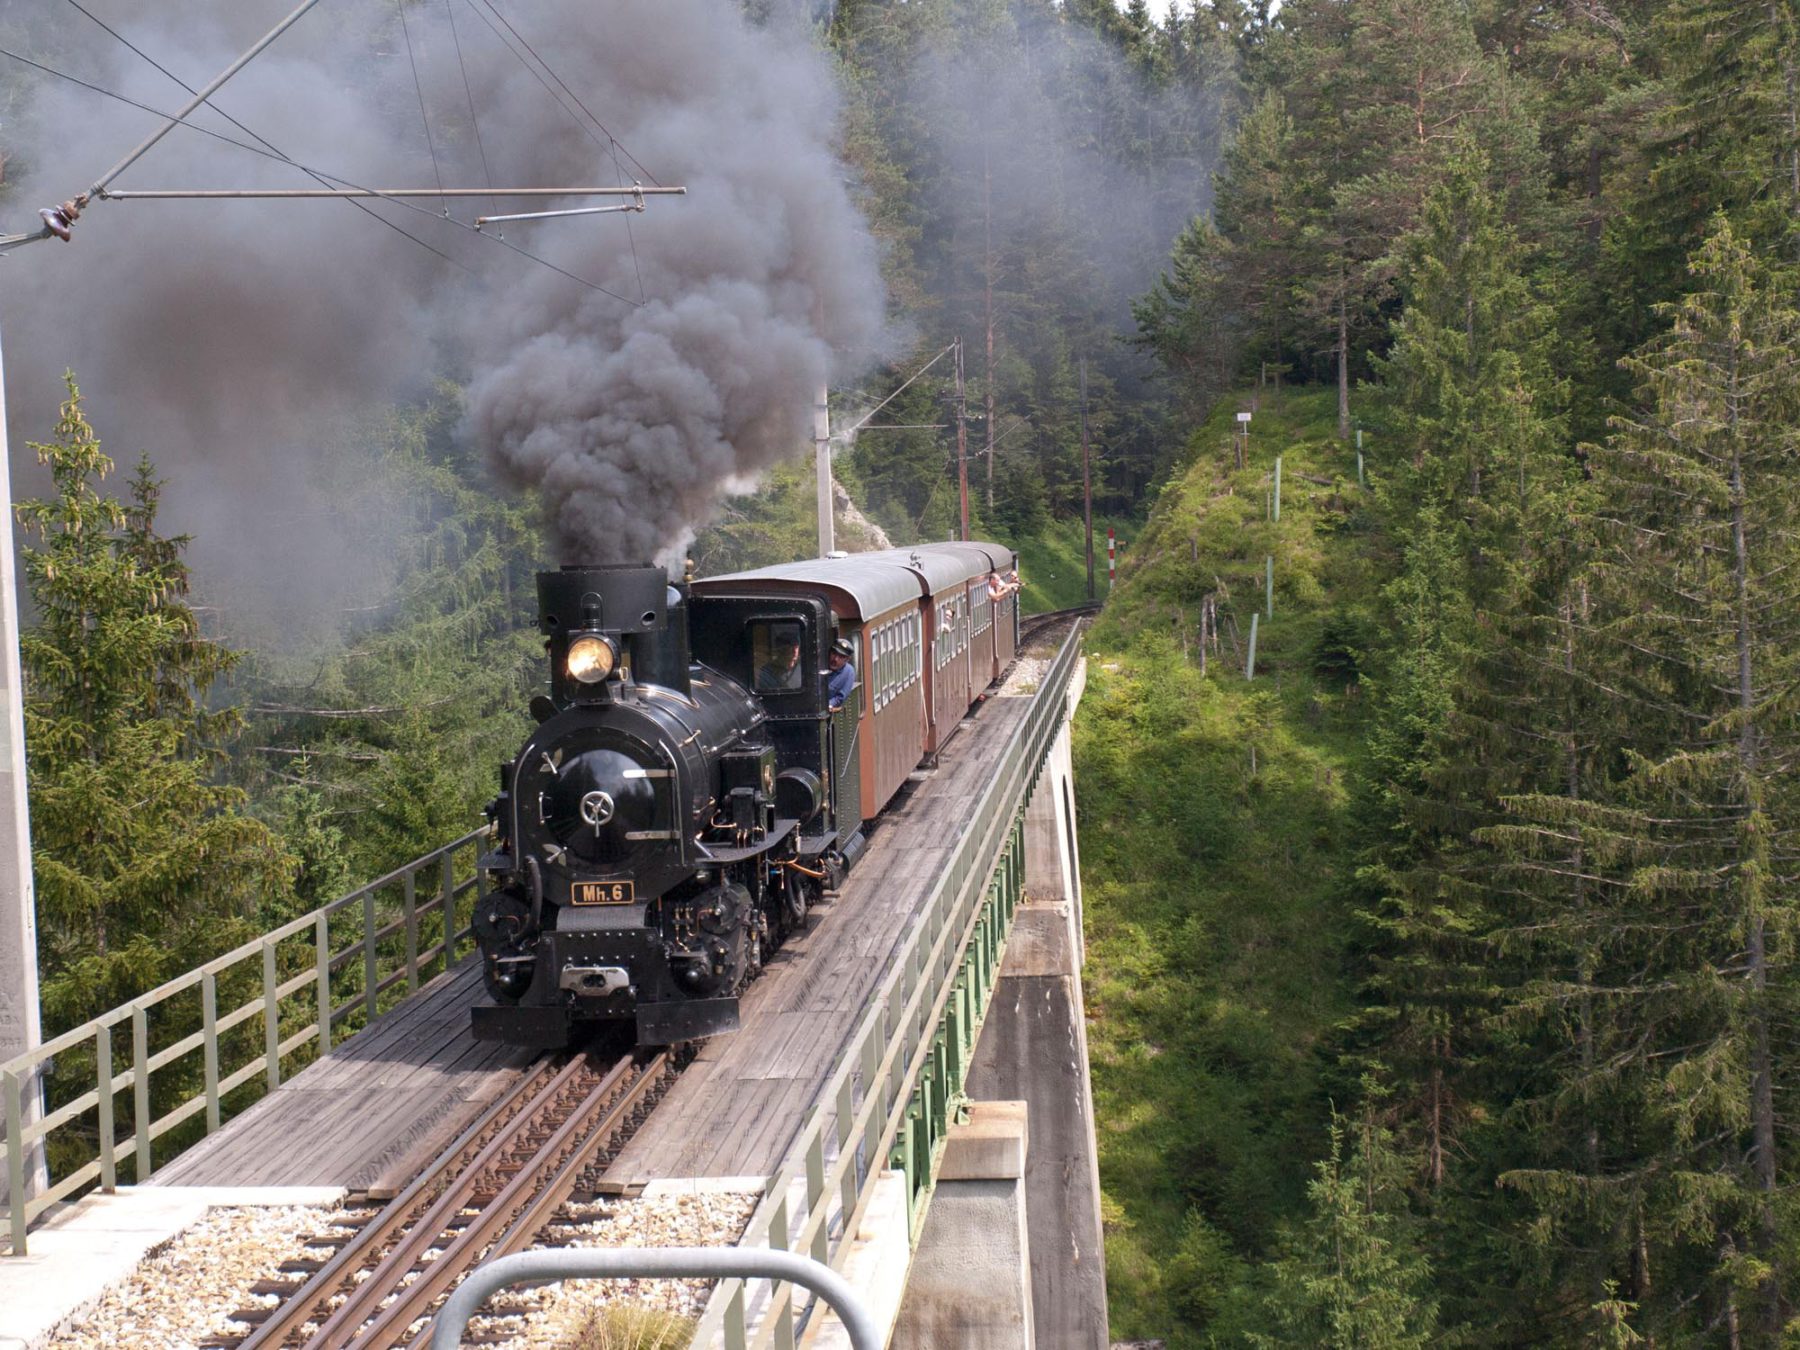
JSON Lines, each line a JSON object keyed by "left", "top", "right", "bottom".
{"left": 59, "top": 0, "right": 467, "bottom": 272}
{"left": 395, "top": 0, "right": 448, "bottom": 203}
{"left": 0, "top": 48, "right": 655, "bottom": 305}
{"left": 444, "top": 0, "right": 501, "bottom": 224}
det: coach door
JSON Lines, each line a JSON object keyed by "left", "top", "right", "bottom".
{"left": 830, "top": 621, "right": 863, "bottom": 836}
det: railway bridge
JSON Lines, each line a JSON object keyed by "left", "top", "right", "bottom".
{"left": 1, "top": 619, "right": 1100, "bottom": 1350}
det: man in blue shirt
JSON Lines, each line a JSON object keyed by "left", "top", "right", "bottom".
{"left": 827, "top": 637, "right": 857, "bottom": 711}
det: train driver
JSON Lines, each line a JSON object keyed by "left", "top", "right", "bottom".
{"left": 827, "top": 637, "right": 857, "bottom": 711}
{"left": 757, "top": 630, "right": 804, "bottom": 691}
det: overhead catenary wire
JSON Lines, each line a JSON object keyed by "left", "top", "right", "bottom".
{"left": 395, "top": 0, "right": 448, "bottom": 202}
{"left": 444, "top": 0, "right": 501, "bottom": 223}
{"left": 59, "top": 0, "right": 466, "bottom": 272}
{"left": 467, "top": 0, "right": 662, "bottom": 187}
{"left": 833, "top": 343, "right": 958, "bottom": 443}
{"left": 454, "top": 0, "right": 613, "bottom": 162}
{"left": 0, "top": 46, "right": 650, "bottom": 305}
{"left": 610, "top": 138, "right": 647, "bottom": 304}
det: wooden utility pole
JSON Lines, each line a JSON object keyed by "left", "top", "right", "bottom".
{"left": 954, "top": 337, "right": 970, "bottom": 542}
{"left": 983, "top": 142, "right": 996, "bottom": 515}
{"left": 1080, "top": 356, "right": 1094, "bottom": 601}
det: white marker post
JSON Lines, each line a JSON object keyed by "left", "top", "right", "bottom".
{"left": 1106, "top": 527, "right": 1116, "bottom": 590}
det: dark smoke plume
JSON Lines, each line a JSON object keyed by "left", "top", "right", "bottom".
{"left": 459, "top": 1, "right": 887, "bottom": 564}
{"left": 0, "top": 0, "right": 885, "bottom": 612}
{"left": 2, "top": 6, "right": 442, "bottom": 624}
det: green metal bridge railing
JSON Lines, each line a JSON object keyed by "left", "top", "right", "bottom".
{"left": 690, "top": 621, "right": 1083, "bottom": 1350}
{"left": 2, "top": 827, "right": 488, "bottom": 1255}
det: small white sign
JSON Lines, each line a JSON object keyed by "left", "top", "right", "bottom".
{"left": 1236, "top": 412, "right": 1252, "bottom": 423}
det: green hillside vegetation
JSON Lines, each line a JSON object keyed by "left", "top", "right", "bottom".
{"left": 1078, "top": 389, "right": 1386, "bottom": 1343}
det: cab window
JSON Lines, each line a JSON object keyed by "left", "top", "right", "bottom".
{"left": 752, "top": 620, "right": 807, "bottom": 692}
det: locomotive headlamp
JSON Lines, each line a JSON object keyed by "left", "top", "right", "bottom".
{"left": 566, "top": 634, "right": 618, "bottom": 684}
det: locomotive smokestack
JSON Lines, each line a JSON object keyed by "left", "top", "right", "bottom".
{"left": 537, "top": 564, "right": 690, "bottom": 700}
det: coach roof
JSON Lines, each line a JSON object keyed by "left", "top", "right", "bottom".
{"left": 694, "top": 554, "right": 922, "bottom": 618}
{"left": 857, "top": 546, "right": 982, "bottom": 596}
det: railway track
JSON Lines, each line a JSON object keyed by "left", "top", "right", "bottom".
{"left": 213, "top": 1048, "right": 681, "bottom": 1350}
{"left": 1019, "top": 600, "right": 1101, "bottom": 643}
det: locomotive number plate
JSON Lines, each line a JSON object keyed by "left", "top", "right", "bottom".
{"left": 571, "top": 880, "right": 636, "bottom": 906}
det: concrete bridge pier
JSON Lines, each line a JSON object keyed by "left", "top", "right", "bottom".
{"left": 890, "top": 1102, "right": 1034, "bottom": 1349}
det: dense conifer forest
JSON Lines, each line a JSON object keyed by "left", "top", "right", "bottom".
{"left": 4, "top": 0, "right": 1799, "bottom": 1342}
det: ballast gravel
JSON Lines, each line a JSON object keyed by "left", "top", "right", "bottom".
{"left": 48, "top": 1202, "right": 335, "bottom": 1350}
{"left": 469, "top": 1190, "right": 759, "bottom": 1346}
{"left": 43, "top": 1190, "right": 757, "bottom": 1350}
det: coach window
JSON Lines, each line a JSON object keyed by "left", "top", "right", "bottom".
{"left": 752, "top": 620, "right": 807, "bottom": 693}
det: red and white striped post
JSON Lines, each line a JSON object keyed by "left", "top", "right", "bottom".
{"left": 1107, "top": 528, "right": 1116, "bottom": 589}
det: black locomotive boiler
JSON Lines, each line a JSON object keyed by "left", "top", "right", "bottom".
{"left": 472, "top": 545, "right": 1019, "bottom": 1048}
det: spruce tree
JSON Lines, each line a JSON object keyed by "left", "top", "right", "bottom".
{"left": 1374, "top": 149, "right": 1569, "bottom": 594}
{"left": 1250, "top": 1108, "right": 1444, "bottom": 1348}
{"left": 1485, "top": 219, "right": 1800, "bottom": 1342}
{"left": 17, "top": 375, "right": 293, "bottom": 1029}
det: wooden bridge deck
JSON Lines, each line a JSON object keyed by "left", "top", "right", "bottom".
{"left": 604, "top": 694, "right": 1031, "bottom": 1185}
{"left": 147, "top": 689, "right": 1031, "bottom": 1192}
{"left": 150, "top": 960, "right": 534, "bottom": 1190}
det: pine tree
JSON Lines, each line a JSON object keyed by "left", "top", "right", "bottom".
{"left": 17, "top": 375, "right": 294, "bottom": 1030}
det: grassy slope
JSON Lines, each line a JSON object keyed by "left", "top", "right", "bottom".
{"left": 1012, "top": 511, "right": 1135, "bottom": 613}
{"left": 1078, "top": 389, "right": 1384, "bottom": 1345}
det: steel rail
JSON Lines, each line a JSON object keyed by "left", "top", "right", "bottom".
{"left": 233, "top": 1055, "right": 577, "bottom": 1350}
{"left": 351, "top": 1053, "right": 671, "bottom": 1350}
{"left": 287, "top": 1054, "right": 633, "bottom": 1349}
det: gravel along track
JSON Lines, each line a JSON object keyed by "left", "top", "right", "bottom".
{"left": 43, "top": 1049, "right": 734, "bottom": 1350}
{"left": 42, "top": 1190, "right": 756, "bottom": 1350}
{"left": 47, "top": 1203, "right": 345, "bottom": 1350}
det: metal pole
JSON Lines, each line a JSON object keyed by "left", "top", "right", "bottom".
{"left": 99, "top": 186, "right": 685, "bottom": 200}
{"left": 1080, "top": 357, "right": 1094, "bottom": 602}
{"left": 955, "top": 338, "right": 969, "bottom": 542}
{"left": 983, "top": 143, "right": 996, "bottom": 516}
{"left": 0, "top": 314, "right": 48, "bottom": 1205}
{"left": 475, "top": 203, "right": 642, "bottom": 228}
{"left": 814, "top": 384, "right": 834, "bottom": 557}
{"left": 88, "top": 0, "right": 329, "bottom": 198}
{"left": 1273, "top": 455, "right": 1282, "bottom": 523}
{"left": 433, "top": 1248, "right": 883, "bottom": 1350}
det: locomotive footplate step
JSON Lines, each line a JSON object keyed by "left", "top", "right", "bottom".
{"left": 638, "top": 996, "right": 740, "bottom": 1044}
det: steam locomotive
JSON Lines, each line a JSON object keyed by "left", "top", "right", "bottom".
{"left": 471, "top": 544, "right": 1020, "bottom": 1047}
